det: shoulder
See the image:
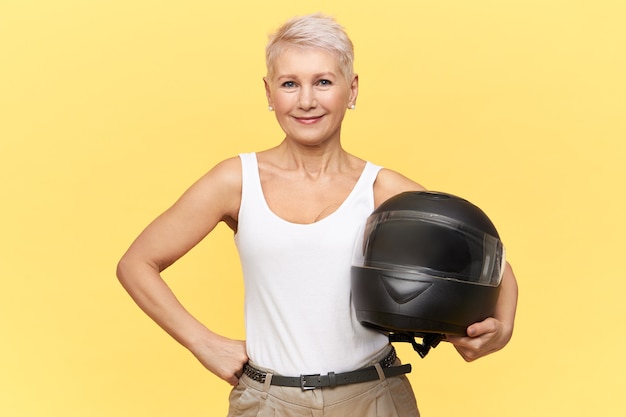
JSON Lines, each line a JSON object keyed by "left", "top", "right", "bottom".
{"left": 206, "top": 155, "right": 243, "bottom": 184}
{"left": 190, "top": 156, "right": 242, "bottom": 196}
{"left": 175, "top": 156, "right": 243, "bottom": 225}
{"left": 373, "top": 167, "right": 426, "bottom": 208}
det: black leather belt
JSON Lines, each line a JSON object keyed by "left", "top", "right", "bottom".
{"left": 243, "top": 347, "right": 411, "bottom": 390}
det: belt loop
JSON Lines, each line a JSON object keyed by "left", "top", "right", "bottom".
{"left": 261, "top": 371, "right": 273, "bottom": 398}
{"left": 328, "top": 371, "right": 337, "bottom": 388}
{"left": 374, "top": 363, "right": 388, "bottom": 387}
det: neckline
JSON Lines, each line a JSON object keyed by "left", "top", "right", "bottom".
{"left": 252, "top": 153, "right": 371, "bottom": 227}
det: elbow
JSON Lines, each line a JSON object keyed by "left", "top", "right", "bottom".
{"left": 116, "top": 254, "right": 137, "bottom": 288}
{"left": 116, "top": 256, "right": 129, "bottom": 286}
{"left": 116, "top": 252, "right": 162, "bottom": 290}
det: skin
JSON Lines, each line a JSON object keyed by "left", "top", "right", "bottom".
{"left": 117, "top": 45, "right": 518, "bottom": 387}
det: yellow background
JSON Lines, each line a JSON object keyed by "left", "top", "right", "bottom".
{"left": 1, "top": 1, "right": 625, "bottom": 416}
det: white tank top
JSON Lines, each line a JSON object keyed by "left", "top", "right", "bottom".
{"left": 234, "top": 153, "right": 389, "bottom": 376}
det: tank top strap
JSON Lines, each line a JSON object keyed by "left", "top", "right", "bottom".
{"left": 238, "top": 152, "right": 263, "bottom": 212}
{"left": 352, "top": 161, "right": 382, "bottom": 198}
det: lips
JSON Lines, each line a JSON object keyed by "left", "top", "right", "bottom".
{"left": 294, "top": 115, "right": 324, "bottom": 124}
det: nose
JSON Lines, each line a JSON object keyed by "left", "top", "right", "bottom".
{"left": 298, "top": 86, "right": 317, "bottom": 110}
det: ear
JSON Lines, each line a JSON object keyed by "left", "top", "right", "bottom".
{"left": 348, "top": 74, "right": 359, "bottom": 107}
{"left": 263, "top": 77, "right": 273, "bottom": 107}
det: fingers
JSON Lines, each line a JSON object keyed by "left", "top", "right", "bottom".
{"left": 446, "top": 318, "right": 503, "bottom": 362}
{"left": 466, "top": 317, "right": 498, "bottom": 337}
{"left": 217, "top": 361, "right": 246, "bottom": 386}
{"left": 453, "top": 340, "right": 485, "bottom": 362}
{"left": 226, "top": 373, "right": 240, "bottom": 386}
{"left": 192, "top": 337, "right": 248, "bottom": 386}
{"left": 230, "top": 365, "right": 245, "bottom": 386}
{"left": 222, "top": 355, "right": 248, "bottom": 386}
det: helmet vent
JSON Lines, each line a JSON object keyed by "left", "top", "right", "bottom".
{"left": 379, "top": 274, "right": 433, "bottom": 304}
{"left": 420, "top": 191, "right": 453, "bottom": 200}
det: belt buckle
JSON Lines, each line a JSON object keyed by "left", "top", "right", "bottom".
{"left": 300, "top": 374, "right": 321, "bottom": 390}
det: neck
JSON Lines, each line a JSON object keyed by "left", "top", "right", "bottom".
{"left": 275, "top": 139, "right": 349, "bottom": 175}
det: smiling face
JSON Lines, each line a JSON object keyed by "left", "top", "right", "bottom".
{"left": 264, "top": 46, "right": 358, "bottom": 147}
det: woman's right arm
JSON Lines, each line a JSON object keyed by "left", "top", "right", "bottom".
{"left": 116, "top": 157, "right": 248, "bottom": 386}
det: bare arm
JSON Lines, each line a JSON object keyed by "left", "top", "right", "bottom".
{"left": 116, "top": 157, "right": 248, "bottom": 385}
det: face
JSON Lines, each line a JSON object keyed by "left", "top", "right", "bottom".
{"left": 264, "top": 47, "right": 358, "bottom": 147}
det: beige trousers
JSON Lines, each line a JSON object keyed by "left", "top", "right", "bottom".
{"left": 226, "top": 346, "right": 419, "bottom": 417}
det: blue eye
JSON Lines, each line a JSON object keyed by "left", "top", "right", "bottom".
{"left": 282, "top": 81, "right": 296, "bottom": 88}
{"left": 318, "top": 79, "right": 332, "bottom": 86}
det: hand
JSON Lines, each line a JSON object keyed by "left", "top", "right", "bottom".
{"left": 447, "top": 261, "right": 518, "bottom": 362}
{"left": 190, "top": 335, "right": 248, "bottom": 386}
{"left": 446, "top": 317, "right": 513, "bottom": 362}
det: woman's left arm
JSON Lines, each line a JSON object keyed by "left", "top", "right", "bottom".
{"left": 446, "top": 262, "right": 518, "bottom": 361}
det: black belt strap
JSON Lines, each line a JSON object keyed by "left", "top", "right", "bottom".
{"left": 244, "top": 362, "right": 412, "bottom": 390}
{"left": 271, "top": 363, "right": 412, "bottom": 390}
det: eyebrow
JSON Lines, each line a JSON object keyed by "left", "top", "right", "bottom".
{"left": 276, "top": 72, "right": 337, "bottom": 81}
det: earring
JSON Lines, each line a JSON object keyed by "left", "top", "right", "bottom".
{"left": 349, "top": 104, "right": 356, "bottom": 110}
{"left": 268, "top": 106, "right": 274, "bottom": 111}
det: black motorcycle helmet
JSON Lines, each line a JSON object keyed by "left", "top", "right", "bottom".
{"left": 351, "top": 191, "right": 505, "bottom": 357}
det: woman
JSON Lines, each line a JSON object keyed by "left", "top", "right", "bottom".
{"left": 117, "top": 13, "right": 518, "bottom": 416}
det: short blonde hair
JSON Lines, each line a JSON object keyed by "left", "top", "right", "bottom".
{"left": 265, "top": 13, "right": 355, "bottom": 84}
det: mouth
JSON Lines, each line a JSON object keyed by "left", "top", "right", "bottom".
{"left": 294, "top": 115, "right": 324, "bottom": 125}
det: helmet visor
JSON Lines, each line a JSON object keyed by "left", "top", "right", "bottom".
{"left": 353, "top": 210, "right": 506, "bottom": 287}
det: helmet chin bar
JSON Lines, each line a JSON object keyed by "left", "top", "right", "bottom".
{"left": 389, "top": 332, "right": 444, "bottom": 358}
